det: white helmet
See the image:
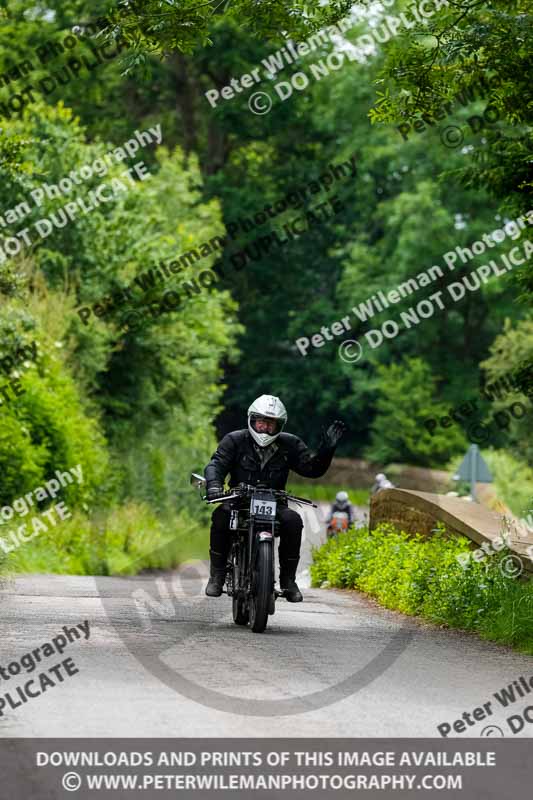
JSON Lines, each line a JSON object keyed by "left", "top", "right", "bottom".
{"left": 247, "top": 394, "right": 287, "bottom": 448}
{"left": 336, "top": 491, "right": 349, "bottom": 507}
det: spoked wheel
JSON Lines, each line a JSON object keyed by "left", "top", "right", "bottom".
{"left": 232, "top": 593, "right": 249, "bottom": 626}
{"left": 250, "top": 543, "right": 273, "bottom": 633}
{"left": 231, "top": 557, "right": 249, "bottom": 626}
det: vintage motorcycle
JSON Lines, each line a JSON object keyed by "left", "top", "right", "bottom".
{"left": 190, "top": 473, "right": 316, "bottom": 633}
{"left": 327, "top": 510, "right": 350, "bottom": 539}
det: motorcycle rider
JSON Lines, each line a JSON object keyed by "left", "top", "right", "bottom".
{"left": 326, "top": 490, "right": 354, "bottom": 532}
{"left": 204, "top": 394, "right": 345, "bottom": 602}
{"left": 371, "top": 472, "right": 395, "bottom": 495}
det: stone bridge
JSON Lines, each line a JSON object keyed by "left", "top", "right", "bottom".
{"left": 369, "top": 488, "right": 533, "bottom": 577}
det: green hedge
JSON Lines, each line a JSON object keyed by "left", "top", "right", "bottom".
{"left": 0, "top": 355, "right": 108, "bottom": 509}
{"left": 3, "top": 502, "right": 208, "bottom": 576}
{"left": 311, "top": 524, "right": 533, "bottom": 654}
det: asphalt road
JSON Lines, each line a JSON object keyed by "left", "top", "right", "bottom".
{"left": 0, "top": 502, "right": 531, "bottom": 738}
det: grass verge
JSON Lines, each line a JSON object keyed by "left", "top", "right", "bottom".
{"left": 288, "top": 482, "right": 370, "bottom": 506}
{"left": 1, "top": 501, "right": 209, "bottom": 576}
{"left": 311, "top": 523, "right": 533, "bottom": 655}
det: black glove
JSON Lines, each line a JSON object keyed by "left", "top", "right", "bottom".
{"left": 321, "top": 420, "right": 346, "bottom": 449}
{"left": 206, "top": 482, "right": 224, "bottom": 500}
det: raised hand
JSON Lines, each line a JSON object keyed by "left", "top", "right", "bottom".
{"left": 322, "top": 420, "right": 346, "bottom": 448}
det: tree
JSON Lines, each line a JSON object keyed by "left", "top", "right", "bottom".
{"left": 369, "top": 0, "right": 532, "bottom": 302}
{"left": 0, "top": 100, "right": 242, "bottom": 511}
{"left": 365, "top": 357, "right": 467, "bottom": 466}
{"left": 480, "top": 316, "right": 533, "bottom": 465}
{"left": 104, "top": 0, "right": 355, "bottom": 58}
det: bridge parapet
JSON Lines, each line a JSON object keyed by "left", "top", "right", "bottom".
{"left": 369, "top": 488, "right": 533, "bottom": 576}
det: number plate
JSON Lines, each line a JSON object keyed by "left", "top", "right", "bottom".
{"left": 250, "top": 498, "right": 277, "bottom": 517}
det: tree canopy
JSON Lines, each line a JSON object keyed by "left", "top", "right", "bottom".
{"left": 0, "top": 0, "right": 531, "bottom": 568}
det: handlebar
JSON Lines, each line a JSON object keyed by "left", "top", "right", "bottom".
{"left": 204, "top": 483, "right": 317, "bottom": 508}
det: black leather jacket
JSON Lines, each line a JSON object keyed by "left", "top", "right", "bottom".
{"left": 204, "top": 429, "right": 335, "bottom": 490}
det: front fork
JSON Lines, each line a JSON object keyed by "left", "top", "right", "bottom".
{"left": 230, "top": 515, "right": 277, "bottom": 599}
{"left": 250, "top": 519, "right": 276, "bottom": 602}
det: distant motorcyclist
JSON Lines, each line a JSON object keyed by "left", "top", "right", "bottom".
{"left": 371, "top": 472, "right": 395, "bottom": 495}
{"left": 204, "top": 394, "right": 346, "bottom": 602}
{"left": 326, "top": 491, "right": 353, "bottom": 536}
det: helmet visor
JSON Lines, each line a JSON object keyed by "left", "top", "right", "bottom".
{"left": 250, "top": 414, "right": 284, "bottom": 436}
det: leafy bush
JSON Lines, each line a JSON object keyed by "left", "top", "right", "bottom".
{"left": 3, "top": 502, "right": 208, "bottom": 576}
{"left": 481, "top": 316, "right": 533, "bottom": 465}
{"left": 0, "top": 103, "right": 240, "bottom": 581}
{"left": 364, "top": 358, "right": 467, "bottom": 467}
{"left": 481, "top": 449, "right": 533, "bottom": 519}
{"left": 311, "top": 523, "right": 533, "bottom": 654}
{"left": 0, "top": 350, "right": 108, "bottom": 509}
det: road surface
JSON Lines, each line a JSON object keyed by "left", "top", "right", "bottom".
{"left": 0, "top": 502, "right": 531, "bottom": 738}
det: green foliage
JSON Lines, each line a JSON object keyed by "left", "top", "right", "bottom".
{"left": 480, "top": 316, "right": 533, "bottom": 464}
{"left": 3, "top": 4, "right": 526, "bottom": 470}
{"left": 365, "top": 357, "right": 467, "bottom": 466}
{"left": 481, "top": 450, "right": 533, "bottom": 520}
{"left": 287, "top": 482, "right": 370, "bottom": 506}
{"left": 191, "top": 14, "right": 524, "bottom": 457}
{"left": 311, "top": 523, "right": 533, "bottom": 653}
{"left": 105, "top": 0, "right": 354, "bottom": 59}
{"left": 0, "top": 0, "right": 531, "bottom": 581}
{"left": 4, "top": 502, "right": 208, "bottom": 576}
{"left": 0, "top": 413, "right": 46, "bottom": 500}
{"left": 0, "top": 330, "right": 108, "bottom": 507}
{"left": 0, "top": 95, "right": 239, "bottom": 576}
{"left": 369, "top": 0, "right": 533, "bottom": 299}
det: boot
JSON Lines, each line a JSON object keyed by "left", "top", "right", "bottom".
{"left": 205, "top": 549, "right": 227, "bottom": 597}
{"left": 279, "top": 556, "right": 303, "bottom": 603}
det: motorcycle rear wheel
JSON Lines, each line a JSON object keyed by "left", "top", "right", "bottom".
{"left": 232, "top": 594, "right": 249, "bottom": 626}
{"left": 250, "top": 543, "right": 273, "bottom": 633}
{"left": 231, "top": 556, "right": 249, "bottom": 626}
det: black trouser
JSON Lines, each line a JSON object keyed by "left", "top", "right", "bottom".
{"left": 209, "top": 502, "right": 303, "bottom": 573}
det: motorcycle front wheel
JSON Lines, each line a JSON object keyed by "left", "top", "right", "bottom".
{"left": 249, "top": 542, "right": 273, "bottom": 633}
{"left": 231, "top": 555, "right": 249, "bottom": 626}
{"left": 232, "top": 593, "right": 249, "bottom": 626}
